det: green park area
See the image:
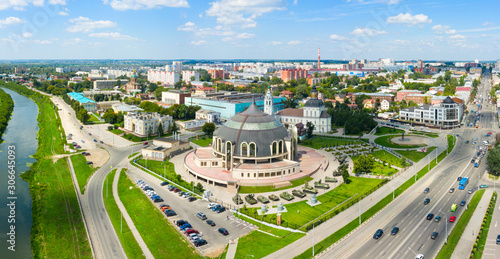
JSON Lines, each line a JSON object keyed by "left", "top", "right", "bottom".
{"left": 351, "top": 154, "right": 399, "bottom": 177}
{"left": 88, "top": 113, "right": 103, "bottom": 123}
{"left": 374, "top": 126, "right": 404, "bottom": 135}
{"left": 374, "top": 134, "right": 427, "bottom": 149}
{"left": 118, "top": 170, "right": 202, "bottom": 259}
{"left": 240, "top": 177, "right": 385, "bottom": 230}
{"left": 395, "top": 146, "right": 437, "bottom": 162}
{"left": 70, "top": 154, "right": 97, "bottom": 194}
{"left": 103, "top": 169, "right": 144, "bottom": 258}
{"left": 300, "top": 136, "right": 363, "bottom": 149}
{"left": 190, "top": 136, "right": 213, "bottom": 147}
{"left": 110, "top": 128, "right": 124, "bottom": 135}
{"left": 239, "top": 176, "right": 314, "bottom": 194}
{"left": 371, "top": 150, "right": 408, "bottom": 168}
{"left": 410, "top": 131, "right": 440, "bottom": 138}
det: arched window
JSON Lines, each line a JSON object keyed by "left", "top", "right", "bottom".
{"left": 278, "top": 140, "right": 283, "bottom": 154}
{"left": 249, "top": 143, "right": 256, "bottom": 157}
{"left": 272, "top": 141, "right": 277, "bottom": 155}
{"left": 218, "top": 138, "right": 222, "bottom": 152}
{"left": 241, "top": 142, "right": 248, "bottom": 156}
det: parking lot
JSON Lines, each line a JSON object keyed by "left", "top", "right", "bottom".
{"left": 126, "top": 166, "right": 256, "bottom": 256}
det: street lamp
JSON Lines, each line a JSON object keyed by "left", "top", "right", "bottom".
{"left": 439, "top": 209, "right": 448, "bottom": 245}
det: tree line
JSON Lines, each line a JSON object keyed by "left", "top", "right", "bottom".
{"left": 0, "top": 85, "right": 14, "bottom": 142}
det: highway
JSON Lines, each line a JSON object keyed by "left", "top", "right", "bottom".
{"left": 319, "top": 71, "right": 495, "bottom": 259}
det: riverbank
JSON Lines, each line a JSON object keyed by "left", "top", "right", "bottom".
{"left": 0, "top": 88, "right": 14, "bottom": 142}
{"left": 2, "top": 82, "right": 92, "bottom": 258}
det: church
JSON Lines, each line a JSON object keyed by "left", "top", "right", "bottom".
{"left": 274, "top": 85, "right": 332, "bottom": 133}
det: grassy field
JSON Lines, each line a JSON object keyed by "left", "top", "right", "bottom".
{"left": 122, "top": 133, "right": 148, "bottom": 142}
{"left": 70, "top": 154, "right": 96, "bottom": 194}
{"left": 436, "top": 189, "right": 485, "bottom": 259}
{"left": 295, "top": 135, "right": 457, "bottom": 258}
{"left": 472, "top": 192, "right": 497, "bottom": 259}
{"left": 371, "top": 150, "right": 407, "bottom": 168}
{"left": 191, "top": 137, "right": 213, "bottom": 147}
{"left": 118, "top": 170, "right": 203, "bottom": 258}
{"left": 240, "top": 177, "right": 385, "bottom": 229}
{"left": 88, "top": 113, "right": 103, "bottom": 123}
{"left": 351, "top": 155, "right": 398, "bottom": 176}
{"left": 374, "top": 126, "right": 404, "bottom": 135}
{"left": 239, "top": 176, "right": 314, "bottom": 194}
{"left": 128, "top": 152, "right": 139, "bottom": 158}
{"left": 395, "top": 146, "right": 437, "bottom": 162}
{"left": 4, "top": 83, "right": 92, "bottom": 258}
{"left": 235, "top": 231, "right": 304, "bottom": 259}
{"left": 110, "top": 128, "right": 124, "bottom": 135}
{"left": 300, "top": 136, "right": 362, "bottom": 149}
{"left": 374, "top": 134, "right": 427, "bottom": 149}
{"left": 103, "top": 169, "right": 144, "bottom": 258}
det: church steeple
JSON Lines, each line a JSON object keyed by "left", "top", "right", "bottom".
{"left": 264, "top": 85, "right": 273, "bottom": 116}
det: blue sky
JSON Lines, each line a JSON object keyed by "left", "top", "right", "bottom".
{"left": 1, "top": 0, "right": 500, "bottom": 60}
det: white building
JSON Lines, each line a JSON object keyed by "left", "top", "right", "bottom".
{"left": 379, "top": 99, "right": 390, "bottom": 111}
{"left": 182, "top": 71, "right": 200, "bottom": 83}
{"left": 93, "top": 80, "right": 128, "bottom": 90}
{"left": 275, "top": 86, "right": 332, "bottom": 133}
{"left": 176, "top": 119, "right": 206, "bottom": 130}
{"left": 195, "top": 109, "right": 221, "bottom": 124}
{"left": 147, "top": 70, "right": 180, "bottom": 85}
{"left": 124, "top": 112, "right": 173, "bottom": 136}
{"left": 399, "top": 97, "right": 462, "bottom": 127}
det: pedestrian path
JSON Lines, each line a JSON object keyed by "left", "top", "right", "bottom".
{"left": 451, "top": 189, "right": 493, "bottom": 259}
{"left": 225, "top": 238, "right": 238, "bottom": 259}
{"left": 112, "top": 168, "right": 155, "bottom": 259}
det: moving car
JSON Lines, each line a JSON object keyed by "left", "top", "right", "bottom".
{"left": 218, "top": 228, "right": 229, "bottom": 236}
{"left": 426, "top": 213, "right": 434, "bottom": 220}
{"left": 449, "top": 216, "right": 456, "bottom": 223}
{"left": 465, "top": 140, "right": 469, "bottom": 144}
{"left": 431, "top": 232, "right": 438, "bottom": 240}
{"left": 424, "top": 198, "right": 430, "bottom": 205}
{"left": 496, "top": 235, "right": 500, "bottom": 245}
{"left": 457, "top": 177, "right": 462, "bottom": 181}
{"left": 451, "top": 204, "right": 457, "bottom": 212}
{"left": 424, "top": 188, "right": 430, "bottom": 194}
{"left": 416, "top": 254, "right": 424, "bottom": 259}
{"left": 480, "top": 184, "right": 489, "bottom": 188}
{"left": 468, "top": 189, "right": 473, "bottom": 194}
{"left": 449, "top": 188, "right": 455, "bottom": 193}
{"left": 206, "top": 220, "right": 216, "bottom": 227}
{"left": 434, "top": 216, "right": 441, "bottom": 222}
{"left": 460, "top": 200, "right": 466, "bottom": 206}
{"left": 391, "top": 227, "right": 399, "bottom": 235}
{"left": 373, "top": 229, "right": 384, "bottom": 239}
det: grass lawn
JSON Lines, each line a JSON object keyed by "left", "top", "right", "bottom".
{"left": 240, "top": 177, "right": 385, "bottom": 229}
{"left": 103, "top": 169, "right": 144, "bottom": 258}
{"left": 372, "top": 150, "right": 407, "bottom": 168}
{"left": 374, "top": 135, "right": 427, "bottom": 149}
{"left": 235, "top": 231, "right": 304, "bottom": 259}
{"left": 395, "top": 146, "right": 437, "bottom": 162}
{"left": 128, "top": 152, "right": 139, "bottom": 158}
{"left": 472, "top": 192, "right": 497, "bottom": 259}
{"left": 88, "top": 113, "right": 102, "bottom": 122}
{"left": 351, "top": 155, "right": 398, "bottom": 177}
{"left": 295, "top": 135, "right": 457, "bottom": 259}
{"left": 300, "top": 136, "right": 362, "bottom": 149}
{"left": 374, "top": 126, "right": 404, "bottom": 135}
{"left": 239, "top": 176, "right": 314, "bottom": 194}
{"left": 191, "top": 137, "right": 213, "bottom": 147}
{"left": 118, "top": 170, "right": 202, "bottom": 259}
{"left": 70, "top": 154, "right": 96, "bottom": 194}
{"left": 122, "top": 133, "right": 148, "bottom": 142}
{"left": 110, "top": 128, "right": 124, "bottom": 135}
{"left": 436, "top": 189, "right": 485, "bottom": 259}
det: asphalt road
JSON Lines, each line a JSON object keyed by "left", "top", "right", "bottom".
{"left": 319, "top": 72, "right": 495, "bottom": 259}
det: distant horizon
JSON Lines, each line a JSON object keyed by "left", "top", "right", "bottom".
{"left": 0, "top": 59, "right": 496, "bottom": 63}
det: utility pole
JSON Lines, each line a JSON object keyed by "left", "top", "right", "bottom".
{"left": 312, "top": 222, "right": 315, "bottom": 257}
{"left": 359, "top": 200, "right": 361, "bottom": 225}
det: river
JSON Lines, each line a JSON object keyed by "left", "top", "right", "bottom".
{"left": 0, "top": 87, "right": 37, "bottom": 258}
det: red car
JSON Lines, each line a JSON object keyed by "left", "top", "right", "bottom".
{"left": 173, "top": 188, "right": 181, "bottom": 193}
{"left": 143, "top": 142, "right": 148, "bottom": 145}
{"left": 449, "top": 216, "right": 456, "bottom": 223}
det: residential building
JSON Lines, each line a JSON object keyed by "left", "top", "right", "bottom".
{"left": 142, "top": 137, "right": 190, "bottom": 161}
{"left": 397, "top": 90, "right": 422, "bottom": 102}
{"left": 379, "top": 99, "right": 390, "bottom": 111}
{"left": 176, "top": 119, "right": 206, "bottom": 130}
{"left": 399, "top": 97, "right": 462, "bottom": 127}
{"left": 124, "top": 112, "right": 173, "bottom": 136}
{"left": 97, "top": 101, "right": 121, "bottom": 112}
{"left": 162, "top": 90, "right": 191, "bottom": 105}
{"left": 83, "top": 90, "right": 123, "bottom": 100}
{"left": 93, "top": 80, "right": 127, "bottom": 90}
{"left": 280, "top": 90, "right": 294, "bottom": 98}
{"left": 112, "top": 104, "right": 143, "bottom": 113}
{"left": 68, "top": 92, "right": 97, "bottom": 112}
{"left": 195, "top": 109, "right": 221, "bottom": 124}
{"left": 208, "top": 69, "right": 225, "bottom": 80}
{"left": 182, "top": 71, "right": 200, "bottom": 83}
{"left": 147, "top": 70, "right": 180, "bottom": 85}
{"left": 352, "top": 92, "right": 394, "bottom": 102}
{"left": 404, "top": 94, "right": 432, "bottom": 105}
{"left": 280, "top": 68, "right": 307, "bottom": 83}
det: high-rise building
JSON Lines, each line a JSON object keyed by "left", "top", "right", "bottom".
{"left": 317, "top": 48, "right": 321, "bottom": 69}
{"left": 280, "top": 68, "right": 307, "bottom": 83}
{"left": 147, "top": 70, "right": 180, "bottom": 85}
{"left": 182, "top": 71, "right": 200, "bottom": 83}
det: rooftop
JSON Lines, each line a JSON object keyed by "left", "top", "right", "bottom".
{"left": 68, "top": 92, "right": 95, "bottom": 104}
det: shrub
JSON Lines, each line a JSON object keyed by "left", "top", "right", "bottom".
{"left": 114, "top": 124, "right": 119, "bottom": 130}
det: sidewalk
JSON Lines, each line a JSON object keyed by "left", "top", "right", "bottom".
{"left": 451, "top": 189, "right": 493, "bottom": 259}
{"left": 225, "top": 238, "right": 238, "bottom": 259}
{"left": 113, "top": 168, "right": 154, "bottom": 259}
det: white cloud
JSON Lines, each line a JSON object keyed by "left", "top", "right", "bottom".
{"left": 450, "top": 34, "right": 466, "bottom": 40}
{"left": 444, "top": 29, "right": 456, "bottom": 35}
{"left": 432, "top": 24, "right": 450, "bottom": 33}
{"left": 221, "top": 37, "right": 233, "bottom": 41}
{"left": 386, "top": 13, "right": 432, "bottom": 26}
{"left": 269, "top": 41, "right": 282, "bottom": 45}
{"left": 0, "top": 17, "right": 25, "bottom": 28}
{"left": 58, "top": 11, "right": 69, "bottom": 16}
{"left": 394, "top": 39, "right": 409, "bottom": 44}
{"left": 329, "top": 34, "right": 348, "bottom": 40}
{"left": 351, "top": 28, "right": 387, "bottom": 36}
{"left": 66, "top": 17, "right": 117, "bottom": 33}
{"left": 103, "top": 0, "right": 189, "bottom": 11}
{"left": 191, "top": 40, "right": 207, "bottom": 45}
{"left": 0, "top": 0, "right": 66, "bottom": 10}
{"left": 89, "top": 32, "right": 139, "bottom": 40}
{"left": 22, "top": 32, "right": 33, "bottom": 38}
{"left": 177, "top": 21, "right": 196, "bottom": 31}
{"left": 236, "top": 32, "right": 255, "bottom": 39}
{"left": 287, "top": 40, "right": 301, "bottom": 45}
{"left": 483, "top": 22, "right": 495, "bottom": 27}
{"left": 206, "top": 0, "right": 285, "bottom": 29}
{"left": 293, "top": 0, "right": 298, "bottom": 4}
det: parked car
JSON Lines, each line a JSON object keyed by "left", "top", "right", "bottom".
{"left": 160, "top": 205, "right": 171, "bottom": 211}
{"left": 88, "top": 133, "right": 92, "bottom": 135}
{"left": 164, "top": 210, "right": 176, "bottom": 217}
{"left": 178, "top": 191, "right": 185, "bottom": 197}
{"left": 143, "top": 142, "right": 148, "bottom": 145}
{"left": 160, "top": 181, "right": 169, "bottom": 186}
{"left": 94, "top": 139, "right": 97, "bottom": 142}
{"left": 173, "top": 188, "right": 181, "bottom": 193}
{"left": 168, "top": 185, "right": 175, "bottom": 191}
{"left": 465, "top": 140, "right": 469, "bottom": 144}
{"left": 99, "top": 141, "right": 103, "bottom": 144}
{"left": 218, "top": 228, "right": 229, "bottom": 236}
{"left": 391, "top": 227, "right": 399, "bottom": 235}
{"left": 373, "top": 229, "right": 384, "bottom": 239}
{"left": 86, "top": 161, "right": 93, "bottom": 165}
{"left": 183, "top": 192, "right": 192, "bottom": 198}
{"left": 81, "top": 140, "right": 85, "bottom": 143}
{"left": 196, "top": 212, "right": 207, "bottom": 220}
{"left": 153, "top": 197, "right": 164, "bottom": 203}
{"left": 216, "top": 207, "right": 226, "bottom": 213}
{"left": 186, "top": 229, "right": 199, "bottom": 235}
{"left": 208, "top": 203, "right": 217, "bottom": 209}
{"left": 424, "top": 188, "right": 430, "bottom": 194}
{"left": 434, "top": 216, "right": 441, "bottom": 222}
{"left": 180, "top": 223, "right": 192, "bottom": 231}
{"left": 188, "top": 197, "right": 197, "bottom": 202}
{"left": 80, "top": 126, "right": 83, "bottom": 129}
{"left": 449, "top": 216, "right": 456, "bottom": 222}
{"left": 176, "top": 220, "right": 188, "bottom": 227}
{"left": 496, "top": 234, "right": 500, "bottom": 245}
{"left": 424, "top": 198, "right": 430, "bottom": 205}
{"left": 194, "top": 239, "right": 207, "bottom": 247}
{"left": 212, "top": 205, "right": 222, "bottom": 211}
{"left": 431, "top": 232, "right": 438, "bottom": 240}
{"left": 206, "top": 220, "right": 216, "bottom": 227}
{"left": 75, "top": 145, "right": 81, "bottom": 149}
{"left": 426, "top": 213, "right": 434, "bottom": 220}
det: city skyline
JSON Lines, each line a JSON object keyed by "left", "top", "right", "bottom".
{"left": 1, "top": 0, "right": 500, "bottom": 60}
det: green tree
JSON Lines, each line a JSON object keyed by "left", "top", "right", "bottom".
{"left": 157, "top": 122, "right": 164, "bottom": 136}
{"left": 79, "top": 109, "right": 90, "bottom": 124}
{"left": 487, "top": 146, "right": 500, "bottom": 176}
{"left": 342, "top": 167, "right": 351, "bottom": 184}
{"left": 202, "top": 122, "right": 216, "bottom": 138}
{"left": 306, "top": 121, "right": 315, "bottom": 138}
{"left": 353, "top": 155, "right": 375, "bottom": 174}
{"left": 283, "top": 98, "right": 298, "bottom": 109}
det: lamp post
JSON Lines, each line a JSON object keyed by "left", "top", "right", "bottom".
{"left": 313, "top": 222, "right": 315, "bottom": 257}
{"left": 439, "top": 210, "right": 448, "bottom": 245}
{"left": 358, "top": 200, "right": 361, "bottom": 225}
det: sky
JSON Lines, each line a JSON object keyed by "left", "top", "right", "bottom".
{"left": 1, "top": 0, "right": 500, "bottom": 61}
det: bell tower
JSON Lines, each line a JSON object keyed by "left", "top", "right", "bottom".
{"left": 264, "top": 85, "right": 273, "bottom": 116}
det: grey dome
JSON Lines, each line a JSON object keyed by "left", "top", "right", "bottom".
{"left": 304, "top": 99, "right": 324, "bottom": 107}
{"left": 442, "top": 97, "right": 455, "bottom": 104}
{"left": 215, "top": 100, "right": 289, "bottom": 157}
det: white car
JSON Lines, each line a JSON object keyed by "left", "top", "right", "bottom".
{"left": 207, "top": 203, "right": 217, "bottom": 209}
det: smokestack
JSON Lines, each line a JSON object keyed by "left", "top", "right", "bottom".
{"left": 317, "top": 48, "right": 321, "bottom": 69}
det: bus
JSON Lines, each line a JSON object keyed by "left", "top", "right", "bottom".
{"left": 451, "top": 204, "right": 457, "bottom": 212}
{"left": 459, "top": 177, "right": 469, "bottom": 190}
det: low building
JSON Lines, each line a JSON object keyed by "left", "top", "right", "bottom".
{"left": 176, "top": 119, "right": 206, "bottom": 130}
{"left": 397, "top": 90, "right": 422, "bottom": 102}
{"left": 83, "top": 90, "right": 124, "bottom": 100}
{"left": 352, "top": 92, "right": 394, "bottom": 102}
{"left": 68, "top": 92, "right": 97, "bottom": 112}
{"left": 112, "top": 104, "right": 143, "bottom": 113}
{"left": 97, "top": 101, "right": 121, "bottom": 112}
{"left": 194, "top": 87, "right": 215, "bottom": 95}
{"left": 93, "top": 80, "right": 127, "bottom": 90}
{"left": 399, "top": 97, "right": 462, "bottom": 127}
{"left": 124, "top": 112, "right": 173, "bottom": 136}
{"left": 142, "top": 137, "right": 190, "bottom": 161}
{"left": 162, "top": 90, "right": 191, "bottom": 105}
{"left": 380, "top": 99, "right": 390, "bottom": 111}
{"left": 404, "top": 94, "right": 432, "bottom": 105}
{"left": 280, "top": 90, "right": 294, "bottom": 98}
{"left": 195, "top": 109, "right": 221, "bottom": 124}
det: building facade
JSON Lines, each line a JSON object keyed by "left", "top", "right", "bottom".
{"left": 93, "top": 80, "right": 127, "bottom": 90}
{"left": 68, "top": 92, "right": 97, "bottom": 112}
{"left": 142, "top": 137, "right": 190, "bottom": 161}
{"left": 396, "top": 90, "right": 422, "bottom": 102}
{"left": 195, "top": 109, "right": 221, "bottom": 124}
{"left": 399, "top": 97, "right": 462, "bottom": 127}
{"left": 147, "top": 70, "right": 180, "bottom": 85}
{"left": 182, "top": 71, "right": 200, "bottom": 83}
{"left": 162, "top": 90, "right": 191, "bottom": 105}
{"left": 124, "top": 112, "right": 173, "bottom": 136}
{"left": 280, "top": 68, "right": 307, "bottom": 83}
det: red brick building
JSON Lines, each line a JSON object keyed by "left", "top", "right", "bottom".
{"left": 280, "top": 68, "right": 307, "bottom": 83}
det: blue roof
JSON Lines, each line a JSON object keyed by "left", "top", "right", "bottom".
{"left": 68, "top": 92, "right": 95, "bottom": 104}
